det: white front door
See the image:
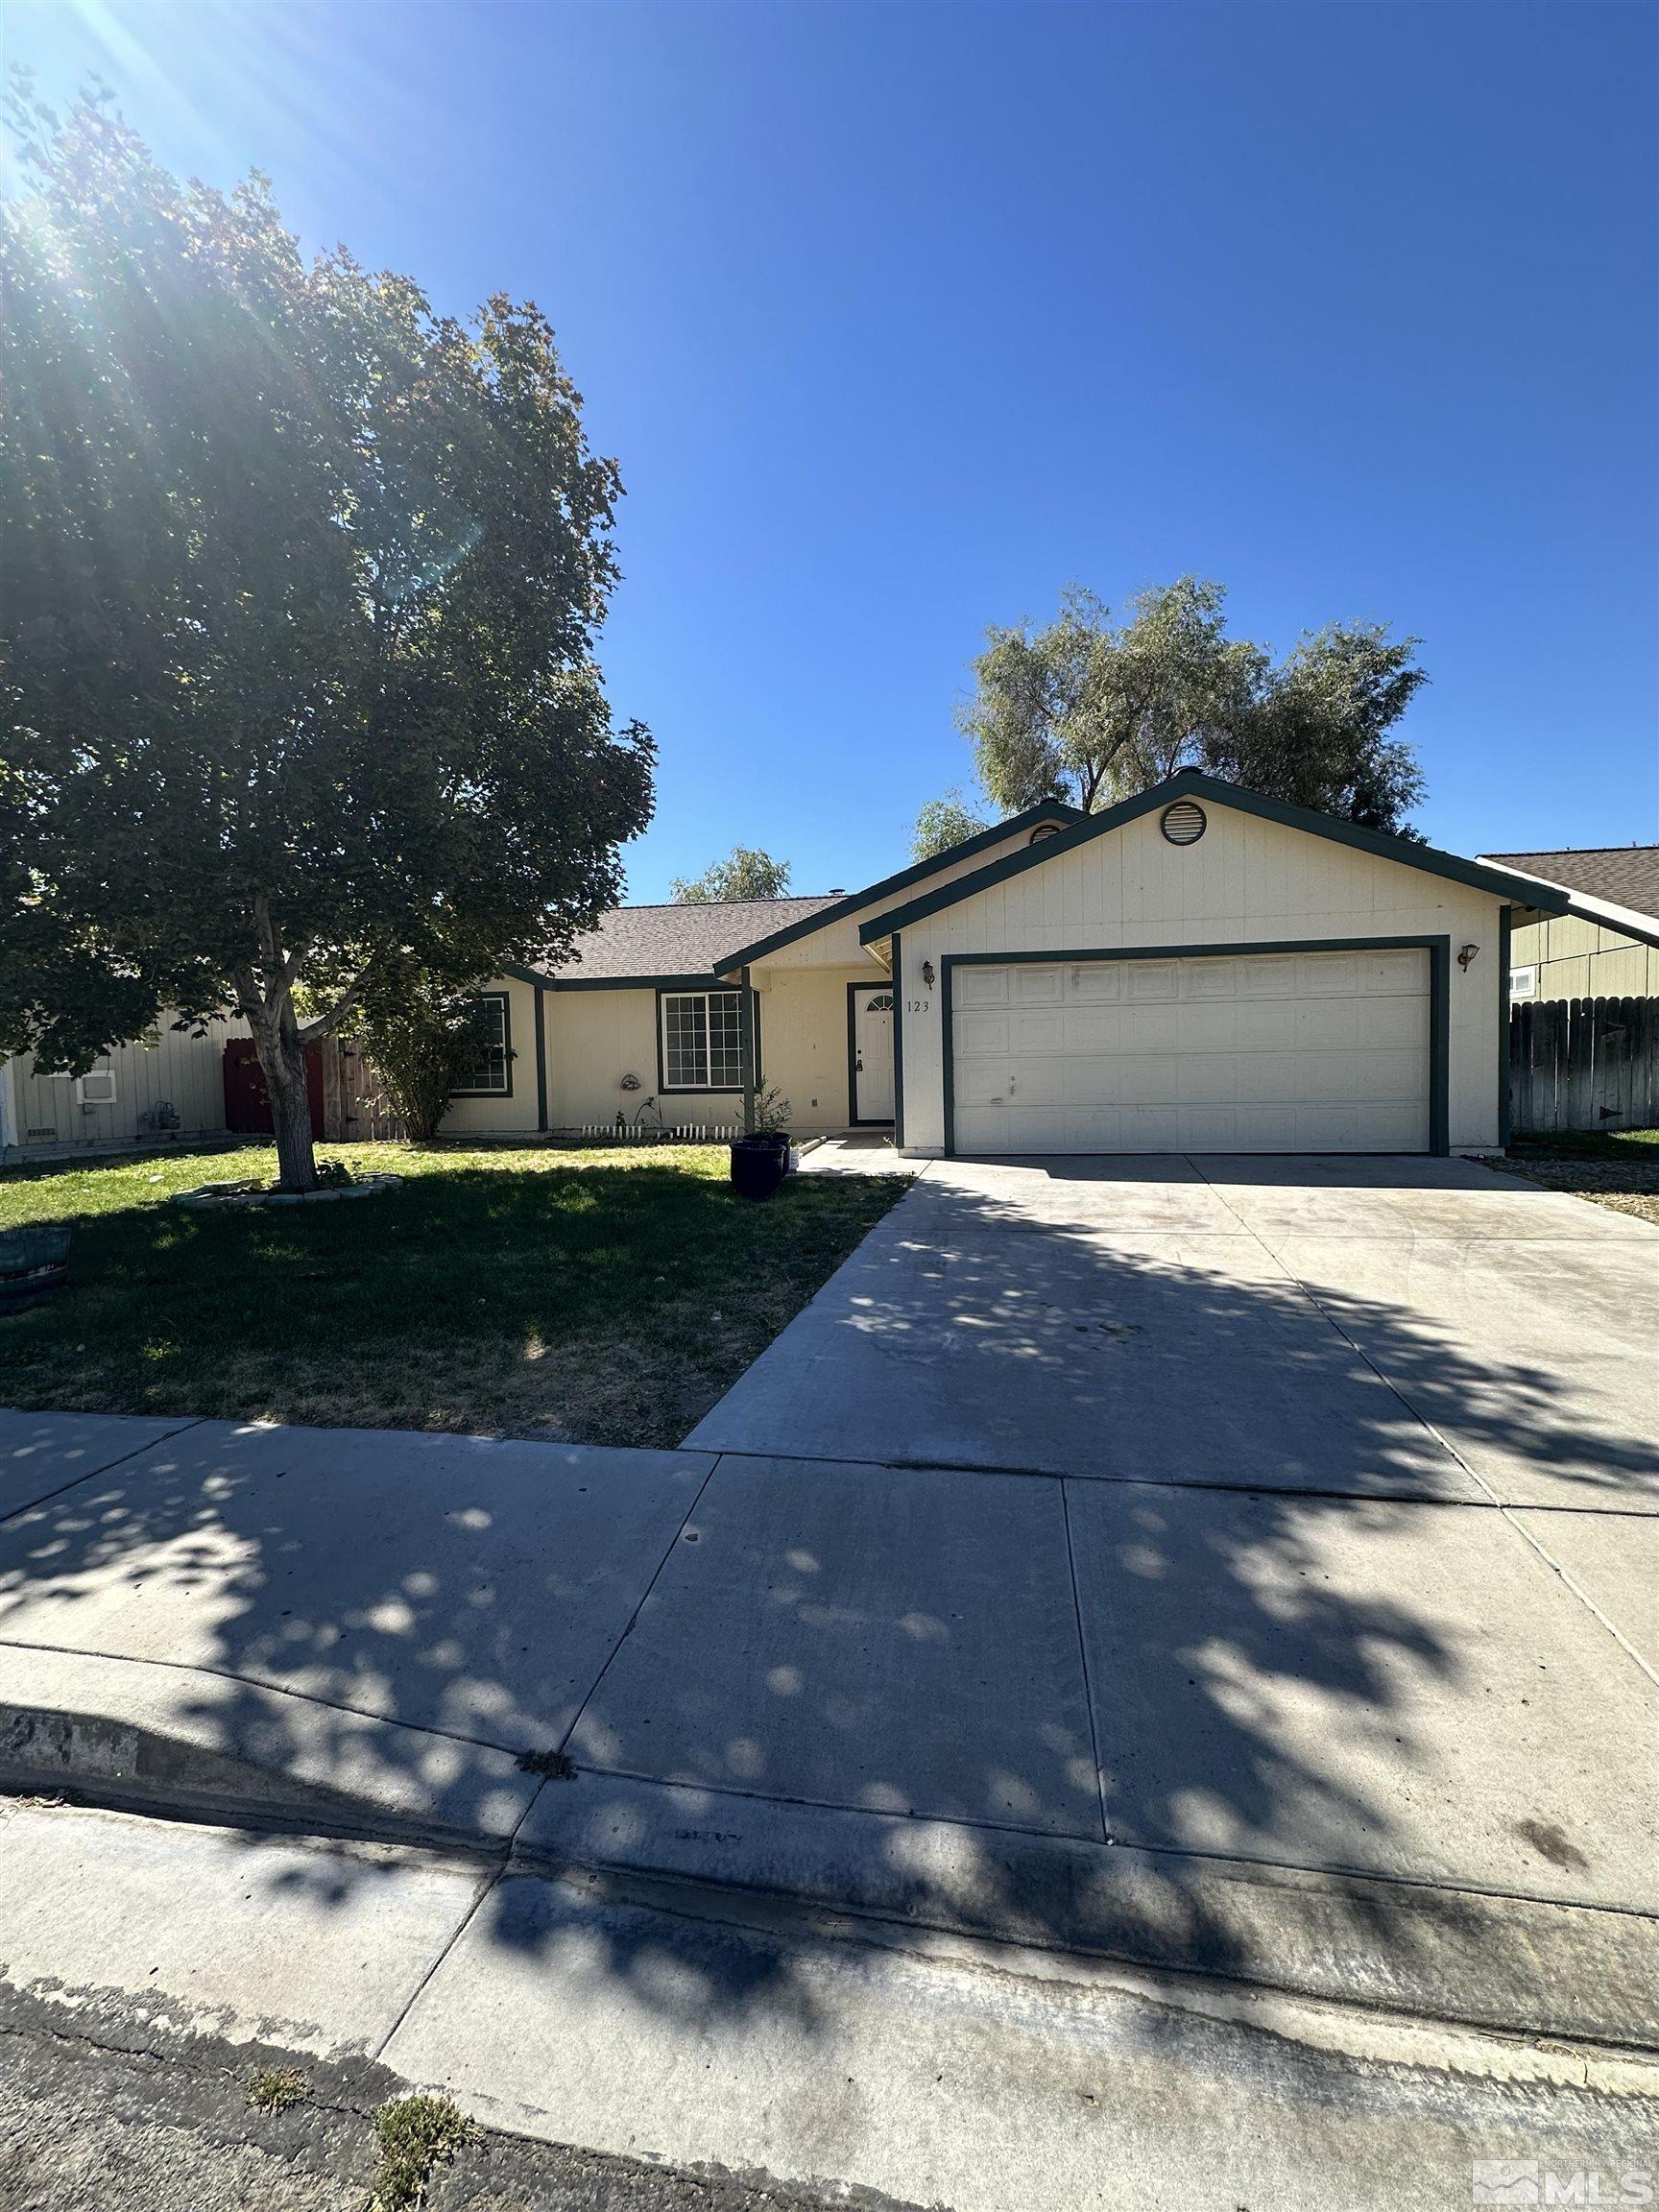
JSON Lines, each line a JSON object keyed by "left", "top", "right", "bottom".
{"left": 852, "top": 986, "right": 895, "bottom": 1122}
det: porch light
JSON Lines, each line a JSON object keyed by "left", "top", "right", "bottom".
{"left": 921, "top": 959, "right": 935, "bottom": 987}
{"left": 1457, "top": 944, "right": 1480, "bottom": 971}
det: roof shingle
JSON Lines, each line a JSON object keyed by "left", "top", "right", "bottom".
{"left": 1482, "top": 847, "right": 1659, "bottom": 919}
{"left": 533, "top": 897, "right": 843, "bottom": 983}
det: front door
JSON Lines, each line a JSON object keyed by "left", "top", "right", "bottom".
{"left": 851, "top": 986, "right": 895, "bottom": 1123}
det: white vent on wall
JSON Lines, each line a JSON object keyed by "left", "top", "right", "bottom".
{"left": 76, "top": 1070, "right": 117, "bottom": 1107}
{"left": 1509, "top": 966, "right": 1537, "bottom": 1001}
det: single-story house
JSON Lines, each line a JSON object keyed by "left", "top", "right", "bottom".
{"left": 452, "top": 770, "right": 1568, "bottom": 1159}
{"left": 1476, "top": 845, "right": 1659, "bottom": 1003}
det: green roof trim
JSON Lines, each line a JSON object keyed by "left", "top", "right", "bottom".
{"left": 857, "top": 771, "right": 1571, "bottom": 944}
{"left": 712, "top": 799, "right": 1083, "bottom": 975}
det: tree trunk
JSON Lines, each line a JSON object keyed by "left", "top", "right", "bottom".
{"left": 247, "top": 997, "right": 319, "bottom": 1191}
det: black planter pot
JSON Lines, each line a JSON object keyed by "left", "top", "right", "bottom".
{"left": 730, "top": 1131, "right": 790, "bottom": 1201}
{"left": 0, "top": 1225, "right": 70, "bottom": 1313}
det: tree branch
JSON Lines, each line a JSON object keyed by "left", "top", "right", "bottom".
{"left": 296, "top": 970, "right": 369, "bottom": 1046}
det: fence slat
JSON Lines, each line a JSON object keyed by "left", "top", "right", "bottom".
{"left": 1509, "top": 994, "right": 1659, "bottom": 1136}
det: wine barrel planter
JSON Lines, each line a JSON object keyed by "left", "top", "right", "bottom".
{"left": 0, "top": 1226, "right": 71, "bottom": 1313}
{"left": 730, "top": 1132, "right": 790, "bottom": 1201}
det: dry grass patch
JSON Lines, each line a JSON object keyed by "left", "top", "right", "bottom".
{"left": 0, "top": 1142, "right": 909, "bottom": 1445}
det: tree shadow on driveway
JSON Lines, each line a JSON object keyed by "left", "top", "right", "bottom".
{"left": 0, "top": 1159, "right": 1654, "bottom": 2043}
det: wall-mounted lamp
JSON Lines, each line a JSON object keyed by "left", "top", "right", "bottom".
{"left": 1457, "top": 944, "right": 1480, "bottom": 972}
{"left": 921, "top": 959, "right": 936, "bottom": 988}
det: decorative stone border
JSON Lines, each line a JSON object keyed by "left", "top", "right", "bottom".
{"left": 172, "top": 1174, "right": 403, "bottom": 1212}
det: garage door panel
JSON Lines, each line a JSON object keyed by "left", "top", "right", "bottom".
{"left": 1010, "top": 1010, "right": 1066, "bottom": 1053}
{"left": 955, "top": 968, "right": 1009, "bottom": 1008}
{"left": 1061, "top": 1059, "right": 1125, "bottom": 1105}
{"left": 1294, "top": 999, "right": 1364, "bottom": 1050}
{"left": 1011, "top": 966, "right": 1063, "bottom": 1005}
{"left": 955, "top": 1104, "right": 1068, "bottom": 1151}
{"left": 1120, "top": 1056, "right": 1182, "bottom": 1105}
{"left": 1177, "top": 1002, "right": 1250, "bottom": 1051}
{"left": 1127, "top": 961, "right": 1183, "bottom": 1000}
{"left": 1359, "top": 997, "right": 1428, "bottom": 1048}
{"left": 1065, "top": 1009, "right": 1123, "bottom": 1053}
{"left": 1185, "top": 959, "right": 1240, "bottom": 999}
{"left": 950, "top": 949, "right": 1431, "bottom": 1156}
{"left": 956, "top": 1060, "right": 1015, "bottom": 1107}
{"left": 1070, "top": 965, "right": 1123, "bottom": 1001}
{"left": 1365, "top": 950, "right": 1427, "bottom": 994}
{"left": 1125, "top": 1008, "right": 1181, "bottom": 1052}
{"left": 957, "top": 1011, "right": 1010, "bottom": 1055}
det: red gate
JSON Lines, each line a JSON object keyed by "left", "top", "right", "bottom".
{"left": 222, "top": 1040, "right": 325, "bottom": 1136}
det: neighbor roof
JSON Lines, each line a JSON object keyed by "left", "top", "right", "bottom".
{"left": 1479, "top": 846, "right": 1659, "bottom": 920}
{"left": 526, "top": 897, "right": 843, "bottom": 985}
{"left": 858, "top": 770, "right": 1572, "bottom": 944}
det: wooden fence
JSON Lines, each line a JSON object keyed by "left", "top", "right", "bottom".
{"left": 1509, "top": 996, "right": 1659, "bottom": 1135}
{"left": 321, "top": 1040, "right": 406, "bottom": 1143}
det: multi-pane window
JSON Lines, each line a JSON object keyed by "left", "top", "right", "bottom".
{"left": 452, "top": 993, "right": 511, "bottom": 1094}
{"left": 661, "top": 990, "right": 745, "bottom": 1091}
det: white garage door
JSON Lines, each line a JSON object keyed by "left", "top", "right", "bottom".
{"left": 950, "top": 948, "right": 1431, "bottom": 1155}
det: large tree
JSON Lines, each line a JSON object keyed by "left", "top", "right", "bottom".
{"left": 0, "top": 86, "right": 653, "bottom": 1189}
{"left": 670, "top": 847, "right": 792, "bottom": 902}
{"left": 947, "top": 578, "right": 1427, "bottom": 833}
{"left": 909, "top": 789, "right": 990, "bottom": 862}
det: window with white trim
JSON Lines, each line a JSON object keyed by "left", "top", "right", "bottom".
{"left": 661, "top": 989, "right": 745, "bottom": 1091}
{"left": 451, "top": 993, "right": 512, "bottom": 1095}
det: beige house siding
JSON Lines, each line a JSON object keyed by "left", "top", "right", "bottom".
{"left": 441, "top": 973, "right": 543, "bottom": 1138}
{"left": 891, "top": 803, "right": 1508, "bottom": 1156}
{"left": 1510, "top": 915, "right": 1659, "bottom": 1002}
{"left": 1, "top": 1016, "right": 244, "bottom": 1164}
{"left": 749, "top": 966, "right": 880, "bottom": 1132}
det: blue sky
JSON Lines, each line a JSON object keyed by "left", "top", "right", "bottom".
{"left": 5, "top": 1, "right": 1655, "bottom": 899}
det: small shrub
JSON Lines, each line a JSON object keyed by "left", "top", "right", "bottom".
{"left": 372, "top": 2092, "right": 475, "bottom": 2208}
{"left": 246, "top": 2065, "right": 311, "bottom": 2114}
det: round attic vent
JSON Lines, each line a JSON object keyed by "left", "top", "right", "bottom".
{"left": 1160, "top": 799, "right": 1207, "bottom": 847}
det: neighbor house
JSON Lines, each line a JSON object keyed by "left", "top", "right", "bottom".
{"left": 1476, "top": 845, "right": 1659, "bottom": 1003}
{"left": 451, "top": 771, "right": 1567, "bottom": 1158}
{"left": 0, "top": 1016, "right": 247, "bottom": 1167}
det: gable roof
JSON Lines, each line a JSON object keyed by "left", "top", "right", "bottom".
{"left": 710, "top": 799, "right": 1084, "bottom": 974}
{"left": 523, "top": 896, "right": 843, "bottom": 986}
{"left": 1479, "top": 845, "right": 1659, "bottom": 920}
{"left": 857, "top": 770, "right": 1572, "bottom": 945}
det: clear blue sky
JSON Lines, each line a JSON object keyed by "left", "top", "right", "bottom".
{"left": 5, "top": 1, "right": 1655, "bottom": 899}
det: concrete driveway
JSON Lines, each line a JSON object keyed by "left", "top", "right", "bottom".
{"left": 687, "top": 1153, "right": 1659, "bottom": 1509}
{"left": 2, "top": 1154, "right": 1655, "bottom": 2044}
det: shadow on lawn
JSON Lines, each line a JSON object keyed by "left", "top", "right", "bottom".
{"left": 0, "top": 1155, "right": 907, "bottom": 1445}
{"left": 0, "top": 1155, "right": 1652, "bottom": 2045}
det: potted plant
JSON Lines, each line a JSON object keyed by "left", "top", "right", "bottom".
{"left": 730, "top": 1083, "right": 793, "bottom": 1200}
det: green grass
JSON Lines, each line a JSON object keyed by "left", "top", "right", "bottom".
{"left": 0, "top": 1142, "right": 908, "bottom": 1446}
{"left": 1510, "top": 1128, "right": 1659, "bottom": 1157}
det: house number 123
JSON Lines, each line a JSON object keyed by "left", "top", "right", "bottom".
{"left": 905, "top": 998, "right": 930, "bottom": 1014}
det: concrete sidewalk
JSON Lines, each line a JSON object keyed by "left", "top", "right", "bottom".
{"left": 2, "top": 1394, "right": 1655, "bottom": 2046}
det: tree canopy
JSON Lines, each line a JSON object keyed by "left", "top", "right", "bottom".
{"left": 909, "top": 790, "right": 991, "bottom": 862}
{"left": 0, "top": 85, "right": 653, "bottom": 1187}
{"left": 947, "top": 579, "right": 1427, "bottom": 835}
{"left": 671, "top": 848, "right": 793, "bottom": 902}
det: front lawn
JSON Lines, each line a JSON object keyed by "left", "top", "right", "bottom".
{"left": 0, "top": 1143, "right": 910, "bottom": 1447}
